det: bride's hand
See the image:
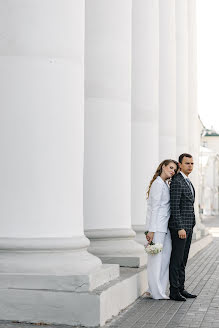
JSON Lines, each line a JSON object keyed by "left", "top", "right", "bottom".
{"left": 146, "top": 231, "right": 154, "bottom": 243}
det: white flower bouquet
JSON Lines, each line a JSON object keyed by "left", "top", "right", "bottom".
{"left": 144, "top": 231, "right": 163, "bottom": 255}
{"left": 144, "top": 242, "right": 163, "bottom": 255}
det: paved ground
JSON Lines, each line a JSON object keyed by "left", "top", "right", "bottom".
{"left": 0, "top": 216, "right": 219, "bottom": 328}
{"left": 104, "top": 216, "right": 219, "bottom": 328}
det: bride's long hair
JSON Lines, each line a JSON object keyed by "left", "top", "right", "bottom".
{"left": 146, "top": 159, "right": 179, "bottom": 198}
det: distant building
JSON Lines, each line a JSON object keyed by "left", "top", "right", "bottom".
{"left": 202, "top": 127, "right": 219, "bottom": 150}
{"left": 199, "top": 121, "right": 219, "bottom": 216}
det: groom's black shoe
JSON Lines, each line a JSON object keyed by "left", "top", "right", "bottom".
{"left": 169, "top": 292, "right": 186, "bottom": 301}
{"left": 180, "top": 290, "right": 197, "bottom": 298}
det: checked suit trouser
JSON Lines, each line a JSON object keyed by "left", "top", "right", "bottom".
{"left": 169, "top": 228, "right": 193, "bottom": 293}
{"left": 168, "top": 172, "right": 195, "bottom": 295}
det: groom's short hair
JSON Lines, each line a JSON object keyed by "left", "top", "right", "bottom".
{"left": 178, "top": 153, "right": 193, "bottom": 164}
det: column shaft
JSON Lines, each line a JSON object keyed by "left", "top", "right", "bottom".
{"left": 131, "top": 0, "right": 159, "bottom": 244}
{"left": 159, "top": 0, "right": 176, "bottom": 161}
{"left": 188, "top": 0, "right": 206, "bottom": 238}
{"left": 84, "top": 0, "right": 146, "bottom": 267}
{"left": 176, "top": 0, "right": 189, "bottom": 156}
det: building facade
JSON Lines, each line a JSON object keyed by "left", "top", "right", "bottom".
{"left": 199, "top": 126, "right": 219, "bottom": 216}
{"left": 0, "top": 0, "right": 205, "bottom": 326}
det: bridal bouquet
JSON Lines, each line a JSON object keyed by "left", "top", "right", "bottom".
{"left": 144, "top": 231, "right": 163, "bottom": 255}
{"left": 144, "top": 242, "right": 163, "bottom": 255}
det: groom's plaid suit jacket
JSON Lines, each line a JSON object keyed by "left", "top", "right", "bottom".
{"left": 168, "top": 172, "right": 196, "bottom": 231}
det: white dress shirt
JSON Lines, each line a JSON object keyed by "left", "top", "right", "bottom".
{"left": 145, "top": 176, "right": 170, "bottom": 233}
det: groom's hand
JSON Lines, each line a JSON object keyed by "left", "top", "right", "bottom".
{"left": 178, "top": 229, "right": 186, "bottom": 239}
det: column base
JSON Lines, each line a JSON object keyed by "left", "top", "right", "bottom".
{"left": 132, "top": 224, "right": 147, "bottom": 245}
{"left": 85, "top": 228, "right": 147, "bottom": 268}
{"left": 0, "top": 237, "right": 119, "bottom": 292}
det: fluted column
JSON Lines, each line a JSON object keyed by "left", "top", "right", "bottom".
{"left": 0, "top": 1, "right": 119, "bottom": 324}
{"left": 176, "top": 0, "right": 189, "bottom": 156}
{"left": 159, "top": 0, "right": 176, "bottom": 161}
{"left": 84, "top": 0, "right": 146, "bottom": 267}
{"left": 188, "top": 0, "right": 206, "bottom": 238}
{"left": 131, "top": 0, "right": 159, "bottom": 244}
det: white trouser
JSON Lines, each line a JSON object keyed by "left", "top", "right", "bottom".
{"left": 147, "top": 229, "right": 171, "bottom": 299}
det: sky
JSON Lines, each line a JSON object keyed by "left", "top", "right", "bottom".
{"left": 197, "top": 0, "right": 219, "bottom": 132}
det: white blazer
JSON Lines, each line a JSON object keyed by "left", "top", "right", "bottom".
{"left": 145, "top": 176, "right": 170, "bottom": 233}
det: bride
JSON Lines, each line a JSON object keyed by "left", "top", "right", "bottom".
{"left": 145, "top": 159, "right": 178, "bottom": 299}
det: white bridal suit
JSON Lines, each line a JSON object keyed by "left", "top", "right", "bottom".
{"left": 145, "top": 176, "right": 171, "bottom": 299}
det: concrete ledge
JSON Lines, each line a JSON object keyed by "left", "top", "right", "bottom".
{"left": 99, "top": 266, "right": 147, "bottom": 325}
{"left": 189, "top": 233, "right": 213, "bottom": 260}
{"left": 0, "top": 234, "right": 212, "bottom": 327}
{"left": 0, "top": 266, "right": 147, "bottom": 327}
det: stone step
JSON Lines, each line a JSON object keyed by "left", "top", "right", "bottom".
{"left": 0, "top": 266, "right": 147, "bottom": 327}
{"left": 0, "top": 263, "right": 120, "bottom": 292}
{"left": 0, "top": 234, "right": 213, "bottom": 327}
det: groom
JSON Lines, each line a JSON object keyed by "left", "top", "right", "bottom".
{"left": 168, "top": 153, "right": 197, "bottom": 301}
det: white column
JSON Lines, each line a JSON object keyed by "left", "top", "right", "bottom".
{"left": 159, "top": 0, "right": 176, "bottom": 161}
{"left": 0, "top": 1, "right": 119, "bottom": 324}
{"left": 187, "top": 0, "right": 206, "bottom": 238}
{"left": 176, "top": 0, "right": 189, "bottom": 156}
{"left": 84, "top": 0, "right": 146, "bottom": 267}
{"left": 131, "top": 0, "right": 159, "bottom": 244}
{"left": 188, "top": 0, "right": 199, "bottom": 157}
